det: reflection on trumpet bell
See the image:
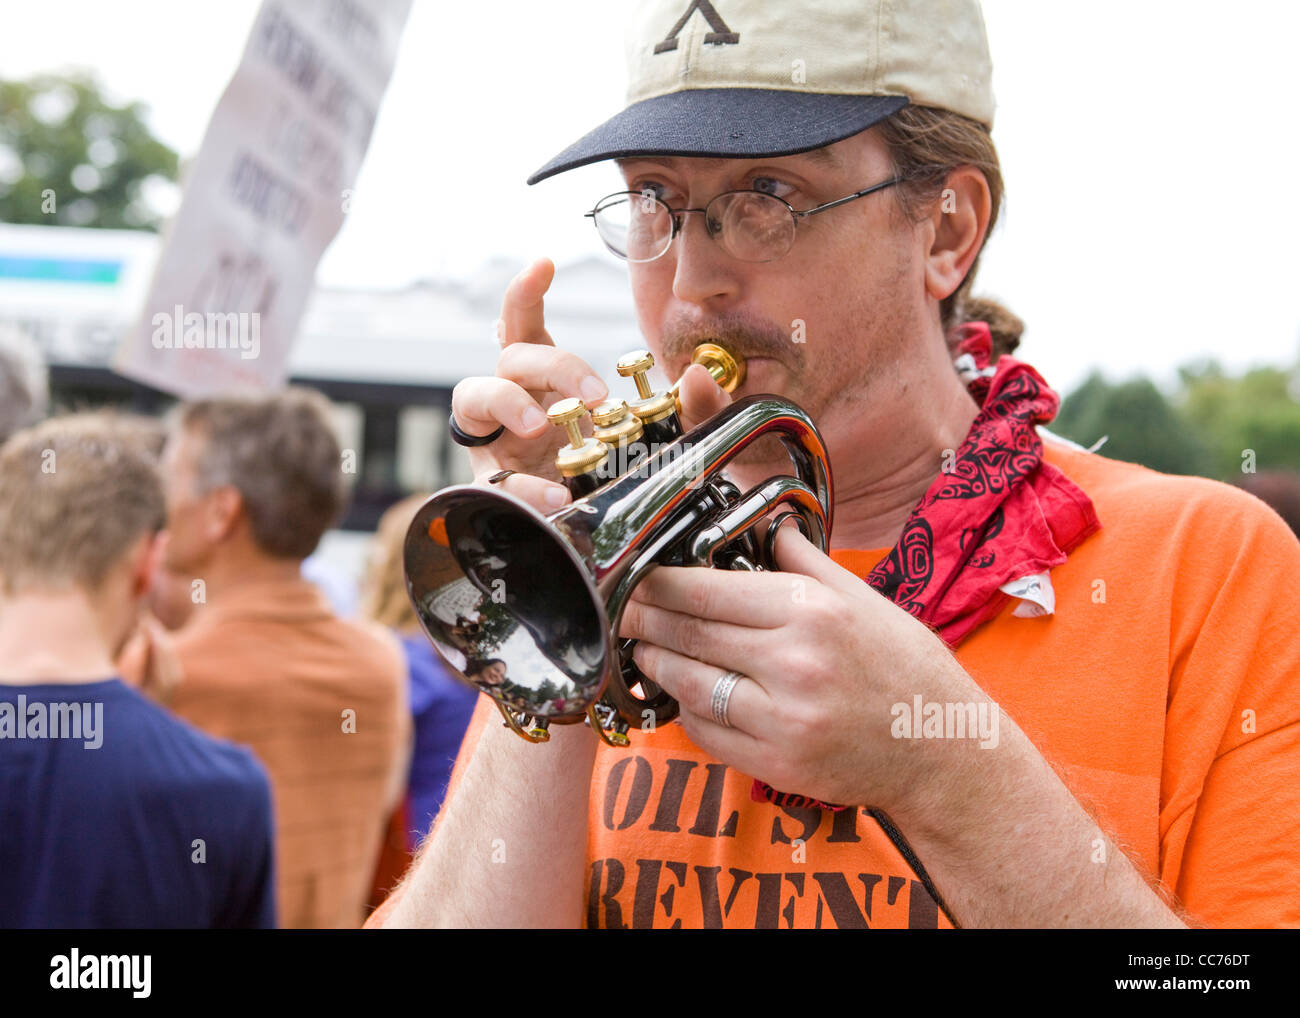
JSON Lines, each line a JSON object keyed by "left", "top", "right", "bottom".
{"left": 402, "top": 342, "right": 832, "bottom": 746}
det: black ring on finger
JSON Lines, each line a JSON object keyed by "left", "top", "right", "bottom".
{"left": 449, "top": 412, "right": 506, "bottom": 447}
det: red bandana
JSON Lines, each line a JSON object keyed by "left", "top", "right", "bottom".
{"left": 752, "top": 322, "right": 1102, "bottom": 811}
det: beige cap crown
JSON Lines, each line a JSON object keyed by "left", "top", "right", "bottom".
{"left": 625, "top": 0, "right": 994, "bottom": 127}
{"left": 527, "top": 0, "right": 995, "bottom": 184}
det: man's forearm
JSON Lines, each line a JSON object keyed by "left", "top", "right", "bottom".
{"left": 382, "top": 712, "right": 597, "bottom": 928}
{"left": 887, "top": 699, "right": 1189, "bottom": 929}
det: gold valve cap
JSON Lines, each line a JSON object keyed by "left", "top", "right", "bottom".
{"left": 589, "top": 398, "right": 630, "bottom": 427}
{"left": 630, "top": 392, "right": 678, "bottom": 425}
{"left": 616, "top": 350, "right": 655, "bottom": 376}
{"left": 594, "top": 412, "right": 644, "bottom": 448}
{"left": 546, "top": 396, "right": 587, "bottom": 426}
{"left": 547, "top": 396, "right": 592, "bottom": 451}
{"left": 591, "top": 398, "right": 644, "bottom": 446}
{"left": 617, "top": 350, "right": 658, "bottom": 401}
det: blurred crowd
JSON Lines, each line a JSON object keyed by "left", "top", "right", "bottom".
{"left": 0, "top": 328, "right": 477, "bottom": 928}
{"left": 3, "top": 323, "right": 1300, "bottom": 929}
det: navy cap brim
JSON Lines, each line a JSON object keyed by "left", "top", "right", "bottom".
{"left": 527, "top": 89, "right": 909, "bottom": 185}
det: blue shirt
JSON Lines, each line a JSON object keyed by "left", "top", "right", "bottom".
{"left": 401, "top": 634, "right": 479, "bottom": 850}
{"left": 0, "top": 679, "right": 276, "bottom": 928}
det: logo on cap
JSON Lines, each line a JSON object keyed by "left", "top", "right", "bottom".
{"left": 654, "top": 0, "right": 740, "bottom": 54}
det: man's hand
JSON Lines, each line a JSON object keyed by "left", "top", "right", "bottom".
{"left": 117, "top": 613, "right": 184, "bottom": 707}
{"left": 619, "top": 524, "right": 958, "bottom": 810}
{"left": 452, "top": 257, "right": 732, "bottom": 514}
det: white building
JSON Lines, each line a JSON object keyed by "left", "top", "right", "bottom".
{"left": 0, "top": 222, "right": 647, "bottom": 522}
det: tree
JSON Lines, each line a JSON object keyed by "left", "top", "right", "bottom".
{"left": 1176, "top": 361, "right": 1300, "bottom": 479}
{"left": 0, "top": 73, "right": 178, "bottom": 231}
{"left": 1053, "top": 371, "right": 1213, "bottom": 477}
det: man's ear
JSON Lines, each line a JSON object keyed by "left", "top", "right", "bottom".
{"left": 923, "top": 165, "right": 992, "bottom": 304}
{"left": 129, "top": 531, "right": 164, "bottom": 601}
{"left": 204, "top": 485, "right": 245, "bottom": 543}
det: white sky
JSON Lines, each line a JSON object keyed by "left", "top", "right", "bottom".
{"left": 2, "top": 0, "right": 1298, "bottom": 394}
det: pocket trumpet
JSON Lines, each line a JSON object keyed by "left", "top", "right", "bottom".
{"left": 403, "top": 343, "right": 833, "bottom": 745}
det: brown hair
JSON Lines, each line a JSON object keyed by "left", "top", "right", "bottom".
{"left": 359, "top": 492, "right": 430, "bottom": 632}
{"left": 0, "top": 412, "right": 165, "bottom": 595}
{"left": 876, "top": 104, "right": 1023, "bottom": 359}
{"left": 171, "top": 388, "right": 347, "bottom": 560}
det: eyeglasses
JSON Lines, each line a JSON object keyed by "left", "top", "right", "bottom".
{"left": 585, "top": 177, "right": 904, "bottom": 264}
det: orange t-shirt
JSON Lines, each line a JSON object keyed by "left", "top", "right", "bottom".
{"left": 370, "top": 436, "right": 1300, "bottom": 928}
{"left": 169, "top": 578, "right": 410, "bottom": 929}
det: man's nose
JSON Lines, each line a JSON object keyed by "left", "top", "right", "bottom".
{"left": 669, "top": 209, "right": 741, "bottom": 308}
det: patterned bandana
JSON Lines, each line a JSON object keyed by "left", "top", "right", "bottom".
{"left": 752, "top": 321, "right": 1102, "bottom": 811}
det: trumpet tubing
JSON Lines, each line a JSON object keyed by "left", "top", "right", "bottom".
{"left": 403, "top": 343, "right": 833, "bottom": 745}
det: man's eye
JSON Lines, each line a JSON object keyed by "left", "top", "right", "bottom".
{"left": 751, "top": 177, "right": 795, "bottom": 199}
{"left": 633, "top": 182, "right": 668, "bottom": 201}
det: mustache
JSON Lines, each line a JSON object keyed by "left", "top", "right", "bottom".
{"left": 659, "top": 311, "right": 803, "bottom": 369}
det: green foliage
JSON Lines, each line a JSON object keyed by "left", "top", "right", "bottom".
{"left": 1054, "top": 371, "right": 1213, "bottom": 477}
{"left": 533, "top": 679, "right": 561, "bottom": 704}
{"left": 471, "top": 598, "right": 515, "bottom": 656}
{"left": 0, "top": 73, "right": 178, "bottom": 231}
{"left": 1177, "top": 362, "right": 1300, "bottom": 478}
{"left": 1053, "top": 360, "right": 1300, "bottom": 481}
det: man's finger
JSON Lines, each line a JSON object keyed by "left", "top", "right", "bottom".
{"left": 480, "top": 470, "right": 572, "bottom": 515}
{"left": 630, "top": 564, "right": 796, "bottom": 628}
{"left": 453, "top": 376, "right": 551, "bottom": 439}
{"left": 140, "top": 614, "right": 183, "bottom": 702}
{"left": 632, "top": 640, "right": 771, "bottom": 733}
{"left": 676, "top": 362, "right": 732, "bottom": 432}
{"left": 115, "top": 626, "right": 147, "bottom": 688}
{"left": 499, "top": 257, "right": 556, "bottom": 347}
{"left": 497, "top": 344, "right": 607, "bottom": 407}
{"left": 771, "top": 525, "right": 872, "bottom": 598}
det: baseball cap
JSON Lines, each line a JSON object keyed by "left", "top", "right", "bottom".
{"left": 527, "top": 0, "right": 995, "bottom": 185}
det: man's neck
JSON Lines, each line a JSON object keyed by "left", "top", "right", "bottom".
{"left": 0, "top": 592, "right": 119, "bottom": 683}
{"left": 181, "top": 546, "right": 305, "bottom": 608}
{"left": 729, "top": 346, "right": 981, "bottom": 553}
{"left": 822, "top": 365, "right": 981, "bottom": 550}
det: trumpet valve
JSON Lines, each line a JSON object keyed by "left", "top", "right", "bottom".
{"left": 590, "top": 398, "right": 645, "bottom": 448}
{"left": 547, "top": 397, "right": 607, "bottom": 480}
{"left": 547, "top": 396, "right": 590, "bottom": 448}
{"left": 616, "top": 349, "right": 657, "bottom": 400}
{"left": 616, "top": 350, "right": 677, "bottom": 428}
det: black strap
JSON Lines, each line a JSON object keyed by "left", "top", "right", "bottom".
{"left": 449, "top": 412, "right": 505, "bottom": 447}
{"left": 866, "top": 807, "right": 961, "bottom": 928}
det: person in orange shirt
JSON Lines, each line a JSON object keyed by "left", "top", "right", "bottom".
{"left": 372, "top": 0, "right": 1300, "bottom": 929}
{"left": 161, "top": 388, "right": 410, "bottom": 929}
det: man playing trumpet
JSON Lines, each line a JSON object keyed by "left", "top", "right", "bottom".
{"left": 373, "top": 0, "right": 1300, "bottom": 928}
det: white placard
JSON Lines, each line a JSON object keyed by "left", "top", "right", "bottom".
{"left": 114, "top": 0, "right": 411, "bottom": 397}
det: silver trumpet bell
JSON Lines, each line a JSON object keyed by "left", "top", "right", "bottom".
{"left": 403, "top": 355, "right": 833, "bottom": 746}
